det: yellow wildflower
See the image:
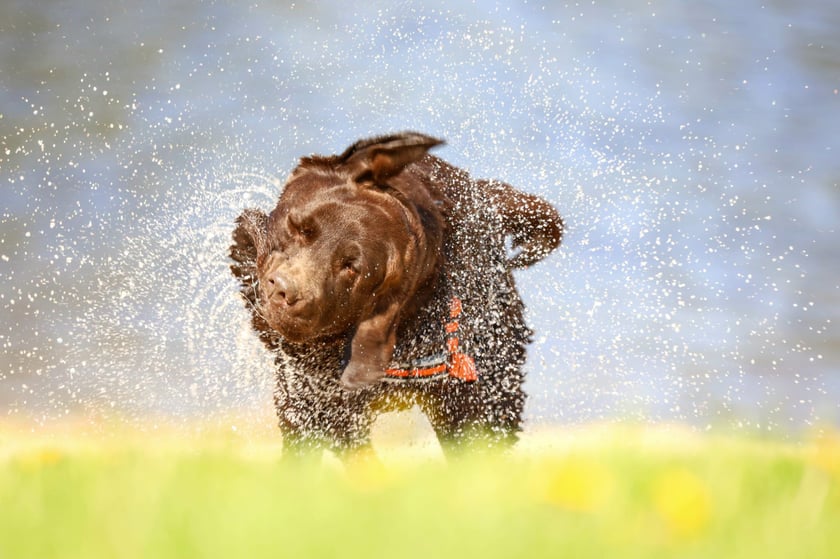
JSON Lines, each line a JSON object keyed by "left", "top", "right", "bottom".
{"left": 653, "top": 468, "right": 712, "bottom": 539}
{"left": 340, "top": 447, "right": 400, "bottom": 493}
{"left": 14, "top": 447, "right": 65, "bottom": 471}
{"left": 535, "top": 456, "right": 614, "bottom": 512}
{"left": 809, "top": 432, "right": 840, "bottom": 477}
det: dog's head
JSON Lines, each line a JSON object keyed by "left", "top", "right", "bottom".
{"left": 233, "top": 132, "right": 446, "bottom": 388}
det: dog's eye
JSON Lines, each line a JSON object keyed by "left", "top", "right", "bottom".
{"left": 341, "top": 259, "right": 358, "bottom": 274}
{"left": 287, "top": 215, "right": 316, "bottom": 241}
{"left": 294, "top": 225, "right": 315, "bottom": 240}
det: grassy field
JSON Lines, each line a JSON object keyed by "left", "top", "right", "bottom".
{"left": 1, "top": 414, "right": 838, "bottom": 559}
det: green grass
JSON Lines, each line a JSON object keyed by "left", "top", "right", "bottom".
{"left": 1, "top": 418, "right": 838, "bottom": 559}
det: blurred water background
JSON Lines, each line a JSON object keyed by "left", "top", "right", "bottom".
{"left": 1, "top": 0, "right": 838, "bottom": 433}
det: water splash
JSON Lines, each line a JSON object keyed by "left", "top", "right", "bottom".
{"left": 1, "top": 1, "right": 836, "bottom": 433}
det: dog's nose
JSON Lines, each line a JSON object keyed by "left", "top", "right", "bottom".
{"left": 265, "top": 272, "right": 299, "bottom": 306}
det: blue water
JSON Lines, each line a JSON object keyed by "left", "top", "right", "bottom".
{"left": 1, "top": 0, "right": 838, "bottom": 432}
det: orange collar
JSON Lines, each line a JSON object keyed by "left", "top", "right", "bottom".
{"left": 384, "top": 297, "right": 478, "bottom": 382}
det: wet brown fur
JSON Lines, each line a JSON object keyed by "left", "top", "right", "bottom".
{"left": 230, "top": 132, "right": 562, "bottom": 455}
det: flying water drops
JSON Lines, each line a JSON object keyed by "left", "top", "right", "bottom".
{"left": 0, "top": 1, "right": 836, "bottom": 433}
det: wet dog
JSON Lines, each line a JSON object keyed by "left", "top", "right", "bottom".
{"left": 230, "top": 132, "right": 562, "bottom": 455}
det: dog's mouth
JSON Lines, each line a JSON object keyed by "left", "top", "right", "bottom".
{"left": 264, "top": 307, "right": 317, "bottom": 342}
{"left": 267, "top": 316, "right": 311, "bottom": 343}
{"left": 263, "top": 301, "right": 350, "bottom": 343}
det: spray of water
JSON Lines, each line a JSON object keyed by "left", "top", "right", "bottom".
{"left": 1, "top": 2, "right": 836, "bottom": 433}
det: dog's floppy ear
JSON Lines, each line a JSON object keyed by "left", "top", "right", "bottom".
{"left": 340, "top": 132, "right": 444, "bottom": 184}
{"left": 230, "top": 208, "right": 278, "bottom": 349}
{"left": 230, "top": 208, "right": 269, "bottom": 276}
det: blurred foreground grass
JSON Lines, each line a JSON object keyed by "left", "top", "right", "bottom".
{"left": 1, "top": 414, "right": 838, "bottom": 559}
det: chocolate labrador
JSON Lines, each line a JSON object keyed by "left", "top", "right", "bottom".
{"left": 230, "top": 132, "right": 562, "bottom": 455}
